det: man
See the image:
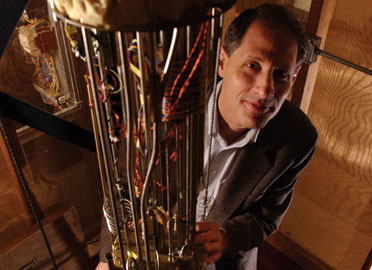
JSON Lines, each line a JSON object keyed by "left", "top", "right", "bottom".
{"left": 193, "top": 4, "right": 317, "bottom": 270}
{"left": 97, "top": 4, "right": 317, "bottom": 270}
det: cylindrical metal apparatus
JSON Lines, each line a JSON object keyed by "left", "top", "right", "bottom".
{"left": 49, "top": 1, "right": 233, "bottom": 269}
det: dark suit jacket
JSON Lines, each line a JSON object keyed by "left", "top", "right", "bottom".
{"left": 206, "top": 100, "right": 318, "bottom": 270}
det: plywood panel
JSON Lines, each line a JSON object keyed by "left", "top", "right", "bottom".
{"left": 0, "top": 115, "right": 36, "bottom": 250}
{"left": 0, "top": 205, "right": 90, "bottom": 270}
{"left": 281, "top": 191, "right": 371, "bottom": 269}
{"left": 281, "top": 0, "right": 372, "bottom": 269}
{"left": 0, "top": 147, "right": 30, "bottom": 249}
{"left": 21, "top": 130, "right": 103, "bottom": 236}
{"left": 0, "top": 0, "right": 103, "bottom": 245}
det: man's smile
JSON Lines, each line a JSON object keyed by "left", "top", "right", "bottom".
{"left": 243, "top": 100, "right": 271, "bottom": 115}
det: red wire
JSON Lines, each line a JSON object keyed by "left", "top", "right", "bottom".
{"left": 169, "top": 22, "right": 206, "bottom": 97}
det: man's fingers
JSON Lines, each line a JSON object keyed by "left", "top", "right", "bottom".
{"left": 203, "top": 240, "right": 222, "bottom": 253}
{"left": 195, "top": 221, "right": 219, "bottom": 233}
{"left": 195, "top": 230, "right": 220, "bottom": 244}
{"left": 195, "top": 221, "right": 227, "bottom": 264}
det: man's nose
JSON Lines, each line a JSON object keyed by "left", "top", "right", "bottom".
{"left": 253, "top": 71, "right": 274, "bottom": 99}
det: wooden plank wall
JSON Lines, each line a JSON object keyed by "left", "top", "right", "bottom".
{"left": 279, "top": 0, "right": 372, "bottom": 269}
{"left": 0, "top": 131, "right": 32, "bottom": 248}
{"left": 0, "top": 205, "right": 92, "bottom": 270}
{"left": 0, "top": 0, "right": 103, "bottom": 252}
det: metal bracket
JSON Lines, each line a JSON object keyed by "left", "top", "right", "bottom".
{"left": 305, "top": 33, "right": 372, "bottom": 76}
{"left": 304, "top": 33, "right": 322, "bottom": 65}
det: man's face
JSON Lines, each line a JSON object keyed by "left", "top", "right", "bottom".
{"left": 218, "top": 21, "right": 299, "bottom": 136}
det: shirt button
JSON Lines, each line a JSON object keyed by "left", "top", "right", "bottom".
{"left": 212, "top": 170, "right": 217, "bottom": 174}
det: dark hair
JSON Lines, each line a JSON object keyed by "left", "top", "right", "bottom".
{"left": 224, "top": 4, "right": 307, "bottom": 69}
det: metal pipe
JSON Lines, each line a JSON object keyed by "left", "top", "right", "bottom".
{"left": 165, "top": 122, "right": 174, "bottom": 263}
{"left": 202, "top": 10, "right": 223, "bottom": 221}
{"left": 112, "top": 31, "right": 134, "bottom": 258}
{"left": 116, "top": 30, "right": 143, "bottom": 264}
{"left": 85, "top": 80, "right": 107, "bottom": 201}
{"left": 81, "top": 27, "right": 126, "bottom": 268}
{"left": 140, "top": 122, "right": 158, "bottom": 270}
{"left": 136, "top": 32, "right": 151, "bottom": 149}
{"left": 316, "top": 48, "right": 372, "bottom": 76}
{"left": 162, "top": 28, "right": 178, "bottom": 91}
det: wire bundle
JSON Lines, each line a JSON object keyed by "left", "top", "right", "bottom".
{"left": 162, "top": 21, "right": 209, "bottom": 121}
{"left": 19, "top": 13, "right": 62, "bottom": 109}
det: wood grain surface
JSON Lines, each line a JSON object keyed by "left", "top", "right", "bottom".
{"left": 0, "top": 0, "right": 103, "bottom": 249}
{"left": 0, "top": 205, "right": 90, "bottom": 270}
{"left": 281, "top": 0, "right": 372, "bottom": 269}
{"left": 0, "top": 145, "right": 31, "bottom": 249}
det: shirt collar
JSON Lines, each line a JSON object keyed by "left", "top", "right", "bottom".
{"left": 206, "top": 80, "right": 260, "bottom": 148}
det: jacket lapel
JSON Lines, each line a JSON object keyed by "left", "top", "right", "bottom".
{"left": 207, "top": 141, "right": 273, "bottom": 224}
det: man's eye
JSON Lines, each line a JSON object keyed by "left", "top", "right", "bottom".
{"left": 246, "top": 62, "right": 260, "bottom": 70}
{"left": 273, "top": 69, "right": 289, "bottom": 82}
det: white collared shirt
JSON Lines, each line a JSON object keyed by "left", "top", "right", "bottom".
{"left": 196, "top": 80, "right": 260, "bottom": 221}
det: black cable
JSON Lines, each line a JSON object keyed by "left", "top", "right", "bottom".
{"left": 0, "top": 109, "right": 58, "bottom": 270}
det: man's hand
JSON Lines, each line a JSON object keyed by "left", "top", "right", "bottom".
{"left": 195, "top": 221, "right": 228, "bottom": 264}
{"left": 95, "top": 262, "right": 108, "bottom": 270}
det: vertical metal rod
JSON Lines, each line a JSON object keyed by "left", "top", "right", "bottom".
{"left": 81, "top": 27, "right": 126, "bottom": 269}
{"left": 186, "top": 26, "right": 191, "bottom": 57}
{"left": 203, "top": 11, "right": 223, "bottom": 221}
{"left": 140, "top": 123, "right": 158, "bottom": 270}
{"left": 185, "top": 115, "right": 191, "bottom": 239}
{"left": 95, "top": 31, "right": 132, "bottom": 268}
{"left": 162, "top": 28, "right": 178, "bottom": 86}
{"left": 95, "top": 40, "right": 124, "bottom": 208}
{"left": 136, "top": 32, "right": 151, "bottom": 149}
{"left": 116, "top": 31, "right": 143, "bottom": 264}
{"left": 175, "top": 124, "right": 182, "bottom": 247}
{"left": 189, "top": 113, "right": 200, "bottom": 245}
{"left": 160, "top": 30, "right": 166, "bottom": 58}
{"left": 185, "top": 24, "right": 193, "bottom": 240}
{"left": 145, "top": 30, "right": 165, "bottom": 251}
{"left": 165, "top": 123, "right": 173, "bottom": 262}
{"left": 85, "top": 83, "right": 107, "bottom": 202}
{"left": 211, "top": 8, "right": 216, "bottom": 41}
{"left": 112, "top": 32, "right": 134, "bottom": 258}
{"left": 181, "top": 121, "right": 186, "bottom": 244}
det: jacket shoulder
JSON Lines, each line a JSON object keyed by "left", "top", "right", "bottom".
{"left": 260, "top": 101, "right": 318, "bottom": 159}
{"left": 280, "top": 100, "right": 318, "bottom": 141}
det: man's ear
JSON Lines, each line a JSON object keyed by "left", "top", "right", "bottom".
{"left": 218, "top": 46, "right": 228, "bottom": 78}
{"left": 291, "top": 66, "right": 301, "bottom": 86}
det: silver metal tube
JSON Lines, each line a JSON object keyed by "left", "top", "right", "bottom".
{"left": 81, "top": 27, "right": 126, "bottom": 269}
{"left": 165, "top": 122, "right": 174, "bottom": 262}
{"left": 185, "top": 24, "right": 192, "bottom": 239}
{"left": 53, "top": 7, "right": 226, "bottom": 269}
{"left": 114, "top": 31, "right": 135, "bottom": 258}
{"left": 163, "top": 28, "right": 178, "bottom": 78}
{"left": 136, "top": 32, "right": 151, "bottom": 149}
{"left": 186, "top": 26, "right": 191, "bottom": 57}
{"left": 202, "top": 11, "right": 224, "bottom": 221}
{"left": 140, "top": 123, "right": 158, "bottom": 270}
{"left": 116, "top": 31, "right": 144, "bottom": 264}
{"left": 316, "top": 48, "right": 372, "bottom": 76}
